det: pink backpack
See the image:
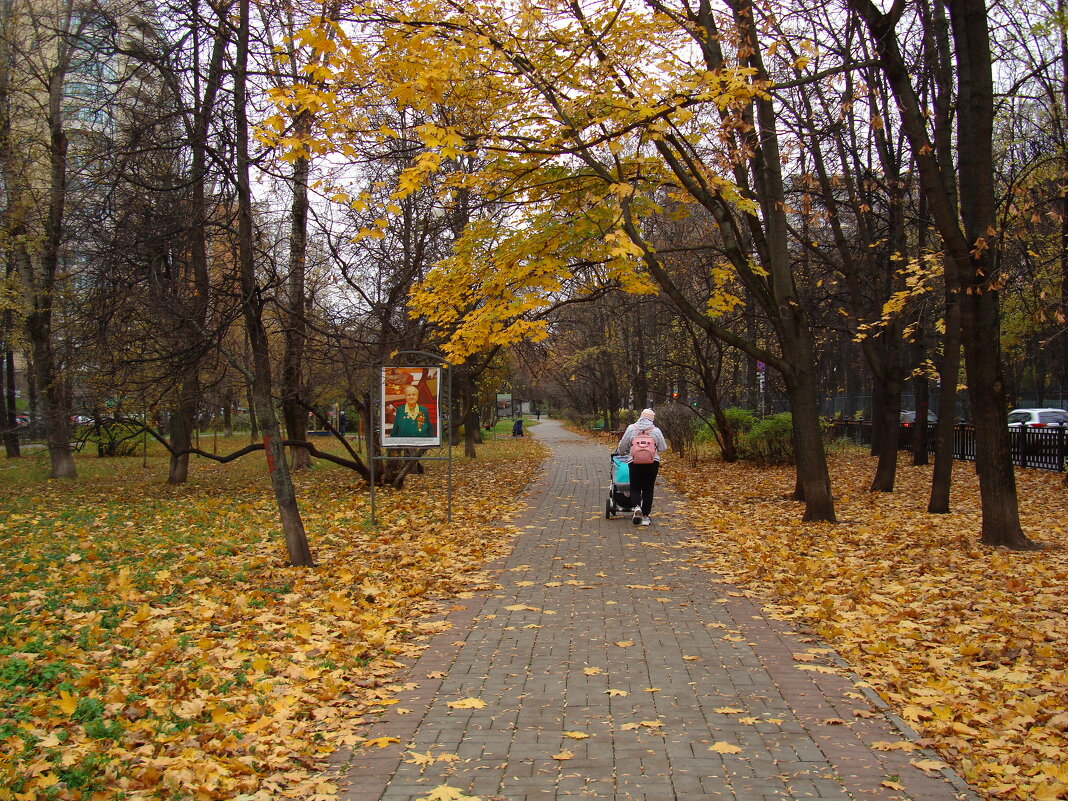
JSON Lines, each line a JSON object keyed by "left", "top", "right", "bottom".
{"left": 630, "top": 433, "right": 657, "bottom": 464}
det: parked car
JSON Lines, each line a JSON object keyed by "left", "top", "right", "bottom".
{"left": 14, "top": 412, "right": 30, "bottom": 427}
{"left": 900, "top": 410, "right": 937, "bottom": 425}
{"left": 1007, "top": 408, "right": 1068, "bottom": 428}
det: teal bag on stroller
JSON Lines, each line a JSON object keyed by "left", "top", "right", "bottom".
{"left": 605, "top": 454, "right": 633, "bottom": 518}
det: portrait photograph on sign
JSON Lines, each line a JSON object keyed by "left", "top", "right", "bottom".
{"left": 381, "top": 367, "right": 441, "bottom": 447}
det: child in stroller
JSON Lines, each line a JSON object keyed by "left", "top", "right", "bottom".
{"left": 605, "top": 453, "right": 636, "bottom": 518}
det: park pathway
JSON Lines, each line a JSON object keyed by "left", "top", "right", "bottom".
{"left": 333, "top": 419, "right": 977, "bottom": 801}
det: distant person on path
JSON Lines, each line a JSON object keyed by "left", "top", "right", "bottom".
{"left": 389, "top": 384, "right": 432, "bottom": 438}
{"left": 615, "top": 408, "right": 667, "bottom": 526}
{"left": 535, "top": 408, "right": 541, "bottom": 420}
{"left": 512, "top": 418, "right": 524, "bottom": 437}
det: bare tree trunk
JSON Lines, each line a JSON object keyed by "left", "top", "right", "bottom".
{"left": 0, "top": 0, "right": 18, "bottom": 460}
{"left": 167, "top": 371, "right": 197, "bottom": 483}
{"left": 2, "top": 0, "right": 76, "bottom": 477}
{"left": 911, "top": 337, "right": 930, "bottom": 466}
{"left": 784, "top": 345, "right": 836, "bottom": 522}
{"left": 1060, "top": 0, "right": 1068, "bottom": 409}
{"left": 282, "top": 146, "right": 311, "bottom": 469}
{"left": 462, "top": 374, "right": 478, "bottom": 458}
{"left": 948, "top": 0, "right": 1031, "bottom": 547}
{"left": 223, "top": 391, "right": 233, "bottom": 436}
{"left": 869, "top": 352, "right": 903, "bottom": 492}
{"left": 1, "top": 256, "right": 19, "bottom": 456}
{"left": 235, "top": 0, "right": 312, "bottom": 566}
{"left": 26, "top": 296, "right": 75, "bottom": 478}
{"left": 929, "top": 268, "right": 962, "bottom": 512}
{"left": 33, "top": 41, "right": 76, "bottom": 479}
{"left": 2, "top": 347, "right": 18, "bottom": 457}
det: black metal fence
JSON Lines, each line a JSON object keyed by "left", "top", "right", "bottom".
{"left": 829, "top": 421, "right": 1068, "bottom": 472}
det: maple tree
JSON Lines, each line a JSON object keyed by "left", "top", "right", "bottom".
{"left": 274, "top": 0, "right": 845, "bottom": 522}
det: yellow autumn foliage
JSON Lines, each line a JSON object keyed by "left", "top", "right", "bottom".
{"left": 668, "top": 449, "right": 1068, "bottom": 801}
{"left": 0, "top": 435, "right": 545, "bottom": 799}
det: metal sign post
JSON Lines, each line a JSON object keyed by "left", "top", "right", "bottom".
{"left": 369, "top": 352, "right": 453, "bottom": 525}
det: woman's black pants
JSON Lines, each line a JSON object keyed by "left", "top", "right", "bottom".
{"left": 628, "top": 461, "right": 660, "bottom": 516}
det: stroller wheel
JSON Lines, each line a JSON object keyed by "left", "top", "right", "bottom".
{"left": 605, "top": 498, "right": 613, "bottom": 519}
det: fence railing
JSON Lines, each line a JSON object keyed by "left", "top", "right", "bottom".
{"left": 829, "top": 421, "right": 1068, "bottom": 472}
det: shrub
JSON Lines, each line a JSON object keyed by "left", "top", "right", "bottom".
{"left": 653, "top": 404, "right": 696, "bottom": 456}
{"left": 737, "top": 412, "right": 794, "bottom": 465}
{"left": 561, "top": 409, "right": 597, "bottom": 430}
{"left": 694, "top": 420, "right": 717, "bottom": 445}
{"left": 722, "top": 407, "right": 758, "bottom": 436}
{"left": 75, "top": 421, "right": 145, "bottom": 457}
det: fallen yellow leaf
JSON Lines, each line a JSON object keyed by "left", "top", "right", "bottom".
{"left": 418, "top": 785, "right": 482, "bottom": 801}
{"left": 709, "top": 741, "right": 743, "bottom": 754}
{"left": 56, "top": 690, "right": 78, "bottom": 716}
{"left": 364, "top": 737, "right": 401, "bottom": 749}
{"left": 447, "top": 697, "right": 486, "bottom": 710}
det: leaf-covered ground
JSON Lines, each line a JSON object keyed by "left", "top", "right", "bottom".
{"left": 665, "top": 447, "right": 1068, "bottom": 801}
{"left": 0, "top": 434, "right": 546, "bottom": 800}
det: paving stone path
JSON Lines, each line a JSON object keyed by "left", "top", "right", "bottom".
{"left": 334, "top": 419, "right": 978, "bottom": 801}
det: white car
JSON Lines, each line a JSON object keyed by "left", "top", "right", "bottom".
{"left": 1007, "top": 408, "right": 1068, "bottom": 428}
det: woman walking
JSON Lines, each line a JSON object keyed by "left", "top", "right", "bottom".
{"left": 615, "top": 409, "right": 667, "bottom": 525}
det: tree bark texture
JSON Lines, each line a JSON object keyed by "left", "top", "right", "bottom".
{"left": 235, "top": 0, "right": 313, "bottom": 566}
{"left": 282, "top": 145, "right": 311, "bottom": 470}
{"left": 782, "top": 332, "right": 837, "bottom": 522}
{"left": 911, "top": 338, "right": 930, "bottom": 467}
{"left": 167, "top": 371, "right": 198, "bottom": 484}
{"left": 947, "top": 0, "right": 1032, "bottom": 547}
{"left": 2, "top": 347, "right": 19, "bottom": 457}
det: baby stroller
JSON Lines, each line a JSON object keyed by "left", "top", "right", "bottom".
{"left": 605, "top": 453, "right": 635, "bottom": 518}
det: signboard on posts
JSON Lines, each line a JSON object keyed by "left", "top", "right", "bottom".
{"left": 496, "top": 393, "right": 513, "bottom": 417}
{"left": 381, "top": 366, "right": 441, "bottom": 447}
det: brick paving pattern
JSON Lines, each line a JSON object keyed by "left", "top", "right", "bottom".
{"left": 334, "top": 419, "right": 978, "bottom": 801}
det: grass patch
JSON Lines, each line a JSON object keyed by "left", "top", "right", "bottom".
{"left": 0, "top": 434, "right": 546, "bottom": 799}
